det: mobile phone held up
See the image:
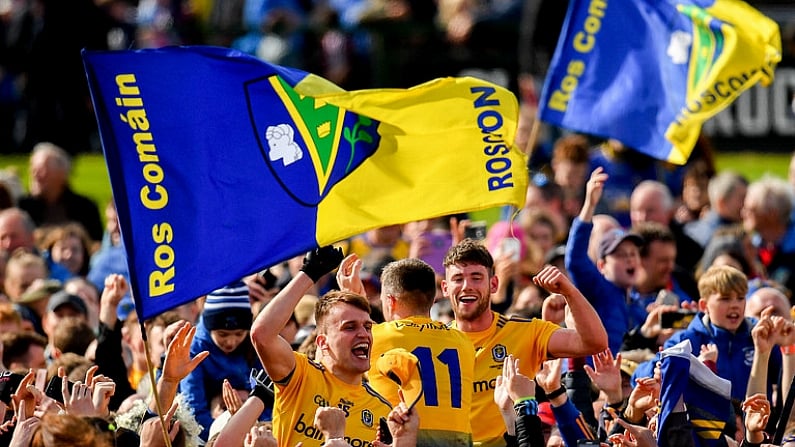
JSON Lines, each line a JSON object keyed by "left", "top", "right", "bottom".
{"left": 0, "top": 371, "right": 24, "bottom": 406}
{"left": 379, "top": 417, "right": 393, "bottom": 445}
{"left": 498, "top": 237, "right": 521, "bottom": 262}
{"left": 45, "top": 376, "right": 75, "bottom": 404}
{"left": 418, "top": 231, "right": 452, "bottom": 274}
{"left": 464, "top": 221, "right": 487, "bottom": 241}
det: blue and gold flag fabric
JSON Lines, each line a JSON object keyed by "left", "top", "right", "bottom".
{"left": 658, "top": 340, "right": 732, "bottom": 447}
{"left": 538, "top": 0, "right": 781, "bottom": 164}
{"left": 82, "top": 46, "right": 527, "bottom": 320}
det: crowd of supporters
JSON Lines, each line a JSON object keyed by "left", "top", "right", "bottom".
{"left": 0, "top": 133, "right": 794, "bottom": 446}
{"left": 2, "top": 0, "right": 795, "bottom": 446}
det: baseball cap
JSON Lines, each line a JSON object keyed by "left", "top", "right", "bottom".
{"left": 538, "top": 401, "right": 555, "bottom": 427}
{"left": 375, "top": 348, "right": 423, "bottom": 410}
{"left": 597, "top": 229, "right": 643, "bottom": 260}
{"left": 16, "top": 279, "right": 62, "bottom": 304}
{"left": 47, "top": 290, "right": 88, "bottom": 316}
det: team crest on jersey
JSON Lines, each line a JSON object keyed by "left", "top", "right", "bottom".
{"left": 245, "top": 75, "right": 381, "bottom": 206}
{"left": 492, "top": 344, "right": 507, "bottom": 362}
{"left": 361, "top": 409, "right": 374, "bottom": 427}
{"left": 743, "top": 346, "right": 755, "bottom": 367}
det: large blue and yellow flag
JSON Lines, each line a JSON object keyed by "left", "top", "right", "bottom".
{"left": 538, "top": 0, "right": 781, "bottom": 164}
{"left": 82, "top": 46, "right": 527, "bottom": 320}
{"left": 657, "top": 340, "right": 732, "bottom": 447}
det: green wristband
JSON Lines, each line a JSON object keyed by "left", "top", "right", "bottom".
{"left": 514, "top": 396, "right": 536, "bottom": 405}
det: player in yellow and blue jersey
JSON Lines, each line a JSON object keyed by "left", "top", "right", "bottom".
{"left": 442, "top": 239, "right": 607, "bottom": 447}
{"left": 338, "top": 256, "right": 475, "bottom": 447}
{"left": 251, "top": 246, "right": 392, "bottom": 447}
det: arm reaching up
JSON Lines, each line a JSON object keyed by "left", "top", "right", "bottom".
{"left": 251, "top": 246, "right": 344, "bottom": 382}
{"left": 152, "top": 322, "right": 209, "bottom": 414}
{"left": 579, "top": 167, "right": 608, "bottom": 223}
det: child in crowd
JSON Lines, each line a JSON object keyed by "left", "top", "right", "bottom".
{"left": 663, "top": 265, "right": 780, "bottom": 400}
{"left": 181, "top": 282, "right": 260, "bottom": 441}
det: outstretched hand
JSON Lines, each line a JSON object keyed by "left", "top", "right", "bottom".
{"left": 161, "top": 322, "right": 209, "bottom": 383}
{"left": 584, "top": 349, "right": 623, "bottom": 404}
{"left": 336, "top": 254, "right": 366, "bottom": 297}
{"left": 584, "top": 167, "right": 608, "bottom": 212}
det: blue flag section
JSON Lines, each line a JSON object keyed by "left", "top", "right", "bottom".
{"left": 538, "top": 0, "right": 781, "bottom": 165}
{"left": 82, "top": 46, "right": 528, "bottom": 320}
{"left": 658, "top": 340, "right": 732, "bottom": 447}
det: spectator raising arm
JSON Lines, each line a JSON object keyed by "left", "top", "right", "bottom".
{"left": 741, "top": 394, "right": 770, "bottom": 446}
{"left": 535, "top": 358, "right": 596, "bottom": 446}
{"left": 94, "top": 274, "right": 135, "bottom": 409}
{"left": 214, "top": 368, "right": 275, "bottom": 447}
{"left": 493, "top": 354, "right": 545, "bottom": 447}
{"left": 372, "top": 395, "right": 419, "bottom": 447}
{"left": 152, "top": 321, "right": 208, "bottom": 415}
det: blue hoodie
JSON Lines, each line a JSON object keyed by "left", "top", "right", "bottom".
{"left": 663, "top": 312, "right": 780, "bottom": 401}
{"left": 566, "top": 218, "right": 644, "bottom": 355}
{"left": 180, "top": 319, "right": 260, "bottom": 441}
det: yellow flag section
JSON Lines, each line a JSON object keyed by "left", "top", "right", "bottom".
{"left": 297, "top": 76, "right": 528, "bottom": 245}
{"left": 664, "top": 0, "right": 781, "bottom": 164}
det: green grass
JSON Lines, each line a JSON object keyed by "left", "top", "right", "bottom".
{"left": 714, "top": 152, "right": 790, "bottom": 181}
{"left": 2, "top": 151, "right": 790, "bottom": 224}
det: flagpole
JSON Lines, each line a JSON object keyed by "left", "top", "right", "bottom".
{"left": 524, "top": 117, "right": 542, "bottom": 160}
{"left": 512, "top": 116, "right": 541, "bottom": 221}
{"left": 773, "top": 373, "right": 795, "bottom": 444}
{"left": 140, "top": 317, "right": 173, "bottom": 447}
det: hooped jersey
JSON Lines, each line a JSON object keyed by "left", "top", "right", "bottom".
{"left": 370, "top": 316, "right": 475, "bottom": 447}
{"left": 451, "top": 312, "right": 560, "bottom": 447}
{"left": 273, "top": 352, "right": 392, "bottom": 447}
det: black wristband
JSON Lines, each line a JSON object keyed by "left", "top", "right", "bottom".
{"left": 546, "top": 385, "right": 566, "bottom": 400}
{"left": 740, "top": 440, "right": 762, "bottom": 447}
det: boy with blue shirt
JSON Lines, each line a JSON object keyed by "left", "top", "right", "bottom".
{"left": 181, "top": 282, "right": 259, "bottom": 441}
{"left": 663, "top": 265, "right": 780, "bottom": 401}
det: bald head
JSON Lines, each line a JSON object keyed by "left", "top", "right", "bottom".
{"left": 746, "top": 287, "right": 791, "bottom": 320}
{"left": 29, "top": 142, "right": 70, "bottom": 200}
{"left": 630, "top": 181, "right": 673, "bottom": 226}
{"left": 0, "top": 208, "right": 35, "bottom": 252}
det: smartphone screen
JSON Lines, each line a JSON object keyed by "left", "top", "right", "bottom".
{"left": 464, "top": 221, "right": 487, "bottom": 240}
{"left": 499, "top": 237, "right": 521, "bottom": 261}
{"left": 379, "top": 417, "right": 393, "bottom": 445}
